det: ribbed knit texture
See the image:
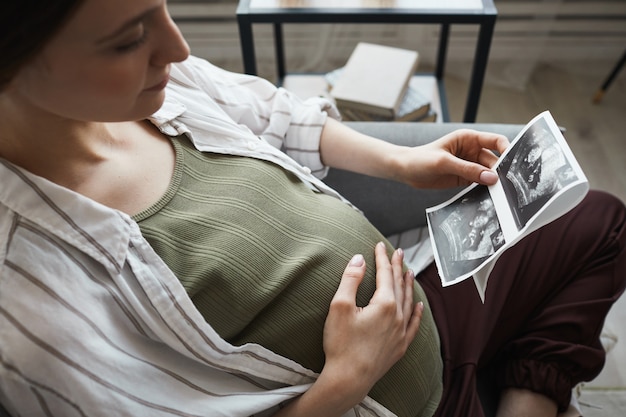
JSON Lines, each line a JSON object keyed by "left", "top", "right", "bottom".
{"left": 134, "top": 136, "right": 442, "bottom": 417}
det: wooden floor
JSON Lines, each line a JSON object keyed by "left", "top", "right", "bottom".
{"left": 446, "top": 60, "right": 626, "bottom": 203}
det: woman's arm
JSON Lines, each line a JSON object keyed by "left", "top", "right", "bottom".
{"left": 273, "top": 243, "right": 423, "bottom": 417}
{"left": 319, "top": 117, "right": 510, "bottom": 189}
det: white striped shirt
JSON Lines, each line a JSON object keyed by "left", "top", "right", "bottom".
{"left": 0, "top": 56, "right": 398, "bottom": 416}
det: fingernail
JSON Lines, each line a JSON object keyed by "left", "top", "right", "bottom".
{"left": 396, "top": 248, "right": 404, "bottom": 258}
{"left": 407, "top": 269, "right": 415, "bottom": 280}
{"left": 480, "top": 170, "right": 498, "bottom": 184}
{"left": 417, "top": 301, "right": 424, "bottom": 312}
{"left": 349, "top": 254, "right": 365, "bottom": 267}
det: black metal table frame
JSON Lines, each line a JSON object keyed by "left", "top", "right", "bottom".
{"left": 236, "top": 0, "right": 497, "bottom": 123}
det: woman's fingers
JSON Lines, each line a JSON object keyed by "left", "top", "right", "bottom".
{"left": 332, "top": 253, "right": 366, "bottom": 305}
{"left": 457, "top": 129, "right": 510, "bottom": 156}
{"left": 439, "top": 129, "right": 510, "bottom": 184}
{"left": 391, "top": 247, "right": 405, "bottom": 309}
{"left": 402, "top": 269, "right": 416, "bottom": 326}
{"left": 373, "top": 241, "right": 395, "bottom": 300}
{"left": 373, "top": 242, "right": 422, "bottom": 340}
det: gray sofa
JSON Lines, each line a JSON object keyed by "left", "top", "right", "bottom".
{"left": 327, "top": 122, "right": 523, "bottom": 236}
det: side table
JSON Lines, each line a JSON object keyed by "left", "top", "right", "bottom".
{"left": 236, "top": 0, "right": 497, "bottom": 122}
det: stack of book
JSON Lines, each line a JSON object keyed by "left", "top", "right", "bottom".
{"left": 327, "top": 42, "right": 436, "bottom": 122}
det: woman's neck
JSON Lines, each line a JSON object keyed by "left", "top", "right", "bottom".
{"left": 0, "top": 92, "right": 134, "bottom": 187}
{"left": 0, "top": 114, "right": 176, "bottom": 216}
{"left": 0, "top": 90, "right": 177, "bottom": 216}
{"left": 2, "top": 120, "right": 116, "bottom": 179}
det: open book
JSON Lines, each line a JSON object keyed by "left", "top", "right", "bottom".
{"left": 426, "top": 111, "right": 589, "bottom": 302}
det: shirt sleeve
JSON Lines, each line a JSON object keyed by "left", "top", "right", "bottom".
{"left": 180, "top": 55, "right": 341, "bottom": 178}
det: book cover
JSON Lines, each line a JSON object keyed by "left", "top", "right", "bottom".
{"left": 330, "top": 43, "right": 419, "bottom": 118}
{"left": 326, "top": 67, "right": 431, "bottom": 122}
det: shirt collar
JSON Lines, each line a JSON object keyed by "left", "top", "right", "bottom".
{"left": 148, "top": 94, "right": 187, "bottom": 136}
{"left": 0, "top": 159, "right": 131, "bottom": 274}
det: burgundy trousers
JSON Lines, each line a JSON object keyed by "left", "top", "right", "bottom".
{"left": 417, "top": 190, "right": 626, "bottom": 417}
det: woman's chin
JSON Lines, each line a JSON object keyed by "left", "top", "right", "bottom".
{"left": 129, "top": 93, "right": 167, "bottom": 120}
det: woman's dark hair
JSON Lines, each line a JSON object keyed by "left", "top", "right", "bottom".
{"left": 0, "top": 0, "right": 84, "bottom": 91}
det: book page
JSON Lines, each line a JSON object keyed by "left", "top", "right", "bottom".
{"left": 426, "top": 111, "right": 589, "bottom": 301}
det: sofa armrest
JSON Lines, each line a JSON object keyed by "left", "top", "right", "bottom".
{"left": 322, "top": 122, "right": 524, "bottom": 237}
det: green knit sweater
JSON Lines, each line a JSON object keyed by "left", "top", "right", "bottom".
{"left": 134, "top": 136, "right": 443, "bottom": 417}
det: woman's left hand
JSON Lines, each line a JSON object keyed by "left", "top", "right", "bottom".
{"left": 390, "top": 129, "right": 510, "bottom": 189}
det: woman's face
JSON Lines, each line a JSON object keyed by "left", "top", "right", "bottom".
{"left": 8, "top": 0, "right": 190, "bottom": 122}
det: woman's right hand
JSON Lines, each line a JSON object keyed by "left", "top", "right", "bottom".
{"left": 274, "top": 242, "right": 423, "bottom": 417}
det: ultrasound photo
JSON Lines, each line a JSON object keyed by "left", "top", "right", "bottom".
{"left": 497, "top": 117, "right": 579, "bottom": 229}
{"left": 428, "top": 185, "right": 505, "bottom": 283}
